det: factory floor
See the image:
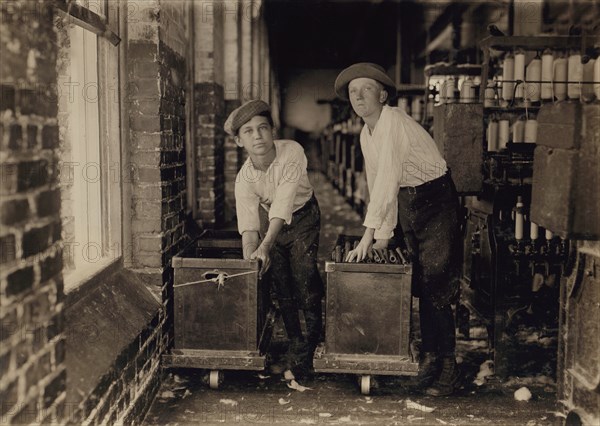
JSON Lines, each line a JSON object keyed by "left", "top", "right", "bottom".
{"left": 143, "top": 172, "right": 561, "bottom": 426}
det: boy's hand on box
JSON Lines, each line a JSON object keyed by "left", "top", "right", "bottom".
{"left": 372, "top": 239, "right": 389, "bottom": 250}
{"left": 251, "top": 244, "right": 272, "bottom": 278}
{"left": 345, "top": 231, "right": 374, "bottom": 263}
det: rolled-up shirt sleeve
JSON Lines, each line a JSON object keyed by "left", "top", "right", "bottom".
{"left": 235, "top": 176, "right": 261, "bottom": 235}
{"left": 363, "top": 115, "right": 409, "bottom": 237}
{"left": 269, "top": 146, "right": 308, "bottom": 225}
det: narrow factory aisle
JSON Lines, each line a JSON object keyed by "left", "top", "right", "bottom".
{"left": 143, "top": 173, "right": 559, "bottom": 426}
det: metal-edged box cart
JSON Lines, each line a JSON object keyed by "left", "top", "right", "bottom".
{"left": 163, "top": 231, "right": 275, "bottom": 389}
{"left": 313, "top": 235, "right": 418, "bottom": 394}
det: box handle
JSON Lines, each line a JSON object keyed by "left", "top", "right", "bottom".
{"left": 173, "top": 269, "right": 258, "bottom": 289}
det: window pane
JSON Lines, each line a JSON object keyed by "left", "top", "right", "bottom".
{"left": 56, "top": 15, "right": 120, "bottom": 291}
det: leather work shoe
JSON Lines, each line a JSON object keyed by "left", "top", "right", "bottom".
{"left": 412, "top": 352, "right": 440, "bottom": 389}
{"left": 425, "top": 356, "right": 462, "bottom": 396}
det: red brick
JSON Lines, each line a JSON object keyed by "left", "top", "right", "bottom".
{"left": 40, "top": 250, "right": 62, "bottom": 282}
{"left": 11, "top": 399, "right": 40, "bottom": 425}
{"left": 0, "top": 350, "right": 11, "bottom": 378}
{"left": 24, "top": 290, "right": 51, "bottom": 324}
{"left": 137, "top": 167, "right": 161, "bottom": 183}
{"left": 0, "top": 84, "right": 15, "bottom": 112}
{"left": 134, "top": 253, "right": 162, "bottom": 268}
{"left": 43, "top": 369, "right": 66, "bottom": 408}
{"left": 134, "top": 99, "right": 160, "bottom": 115}
{"left": 36, "top": 188, "right": 61, "bottom": 217}
{"left": 0, "top": 379, "right": 19, "bottom": 420}
{"left": 133, "top": 61, "right": 160, "bottom": 79}
{"left": 137, "top": 235, "right": 164, "bottom": 252}
{"left": 26, "top": 351, "right": 51, "bottom": 390}
{"left": 27, "top": 124, "right": 38, "bottom": 149}
{"left": 46, "top": 312, "right": 63, "bottom": 341}
{"left": 8, "top": 124, "right": 22, "bottom": 150}
{"left": 15, "top": 339, "right": 30, "bottom": 367}
{"left": 22, "top": 223, "right": 54, "bottom": 258}
{"left": 130, "top": 114, "right": 161, "bottom": 132}
{"left": 133, "top": 200, "right": 162, "bottom": 218}
{"left": 132, "top": 132, "right": 161, "bottom": 150}
{"left": 128, "top": 42, "right": 158, "bottom": 61}
{"left": 130, "top": 78, "right": 160, "bottom": 99}
{"left": 0, "top": 163, "right": 18, "bottom": 195}
{"left": 41, "top": 125, "right": 59, "bottom": 149}
{"left": 132, "top": 218, "right": 162, "bottom": 234}
{"left": 1, "top": 197, "right": 30, "bottom": 225}
{"left": 18, "top": 159, "right": 49, "bottom": 191}
{"left": 0, "top": 233, "right": 17, "bottom": 264}
{"left": 54, "top": 337, "right": 65, "bottom": 365}
{"left": 6, "top": 265, "right": 35, "bottom": 297}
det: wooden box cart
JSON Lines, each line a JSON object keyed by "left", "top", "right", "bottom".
{"left": 163, "top": 231, "right": 275, "bottom": 389}
{"left": 313, "top": 235, "right": 418, "bottom": 394}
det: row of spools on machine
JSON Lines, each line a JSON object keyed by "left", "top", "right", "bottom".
{"left": 513, "top": 196, "right": 557, "bottom": 244}
{"left": 486, "top": 114, "right": 538, "bottom": 151}
{"left": 487, "top": 49, "right": 600, "bottom": 105}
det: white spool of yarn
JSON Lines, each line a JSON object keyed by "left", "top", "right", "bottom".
{"left": 498, "top": 119, "right": 510, "bottom": 150}
{"left": 567, "top": 52, "right": 582, "bottom": 100}
{"left": 514, "top": 51, "right": 526, "bottom": 99}
{"left": 524, "top": 119, "right": 538, "bottom": 143}
{"left": 581, "top": 59, "right": 596, "bottom": 102}
{"left": 512, "top": 118, "right": 525, "bottom": 143}
{"left": 502, "top": 55, "right": 515, "bottom": 101}
{"left": 541, "top": 50, "right": 554, "bottom": 100}
{"left": 487, "top": 119, "right": 499, "bottom": 152}
{"left": 525, "top": 55, "right": 541, "bottom": 102}
{"left": 554, "top": 55, "right": 568, "bottom": 101}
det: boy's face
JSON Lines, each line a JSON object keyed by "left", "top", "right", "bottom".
{"left": 235, "top": 115, "right": 275, "bottom": 156}
{"left": 348, "top": 77, "right": 387, "bottom": 119}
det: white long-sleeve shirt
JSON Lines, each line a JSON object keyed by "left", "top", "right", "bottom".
{"left": 361, "top": 106, "right": 447, "bottom": 239}
{"left": 235, "top": 140, "right": 314, "bottom": 235}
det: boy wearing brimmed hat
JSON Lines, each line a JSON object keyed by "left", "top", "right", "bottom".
{"left": 335, "top": 63, "right": 462, "bottom": 396}
{"left": 225, "top": 100, "right": 324, "bottom": 379}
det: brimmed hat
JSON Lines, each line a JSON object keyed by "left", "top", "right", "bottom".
{"left": 224, "top": 99, "right": 271, "bottom": 135}
{"left": 334, "top": 63, "right": 397, "bottom": 100}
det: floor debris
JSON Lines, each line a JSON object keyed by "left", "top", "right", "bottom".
{"left": 287, "top": 379, "right": 313, "bottom": 392}
{"left": 160, "top": 391, "right": 175, "bottom": 399}
{"left": 473, "top": 360, "right": 494, "bottom": 386}
{"left": 515, "top": 386, "right": 533, "bottom": 401}
{"left": 406, "top": 399, "right": 436, "bottom": 413}
{"left": 407, "top": 414, "right": 425, "bottom": 422}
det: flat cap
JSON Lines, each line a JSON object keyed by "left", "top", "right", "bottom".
{"left": 334, "top": 62, "right": 397, "bottom": 100}
{"left": 224, "top": 100, "right": 271, "bottom": 135}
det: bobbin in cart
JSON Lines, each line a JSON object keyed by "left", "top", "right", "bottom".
{"left": 162, "top": 231, "right": 276, "bottom": 389}
{"left": 313, "top": 235, "right": 419, "bottom": 394}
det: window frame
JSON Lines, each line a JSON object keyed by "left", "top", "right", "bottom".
{"left": 56, "top": 0, "right": 123, "bottom": 293}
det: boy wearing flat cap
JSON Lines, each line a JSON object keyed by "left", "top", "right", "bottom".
{"left": 225, "top": 100, "right": 324, "bottom": 378}
{"left": 335, "top": 63, "right": 462, "bottom": 396}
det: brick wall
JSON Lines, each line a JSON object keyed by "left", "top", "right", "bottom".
{"left": 0, "top": 1, "right": 66, "bottom": 424}
{"left": 195, "top": 83, "right": 226, "bottom": 227}
{"left": 65, "top": 272, "right": 165, "bottom": 425}
{"left": 224, "top": 100, "right": 242, "bottom": 223}
{"left": 128, "top": 4, "right": 187, "bottom": 272}
{"left": 193, "top": 2, "right": 226, "bottom": 227}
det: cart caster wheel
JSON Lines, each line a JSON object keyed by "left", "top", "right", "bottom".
{"left": 360, "top": 375, "right": 371, "bottom": 395}
{"left": 209, "top": 370, "right": 221, "bottom": 389}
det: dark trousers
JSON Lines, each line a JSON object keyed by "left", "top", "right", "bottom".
{"left": 397, "top": 173, "right": 461, "bottom": 355}
{"left": 262, "top": 195, "right": 324, "bottom": 366}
